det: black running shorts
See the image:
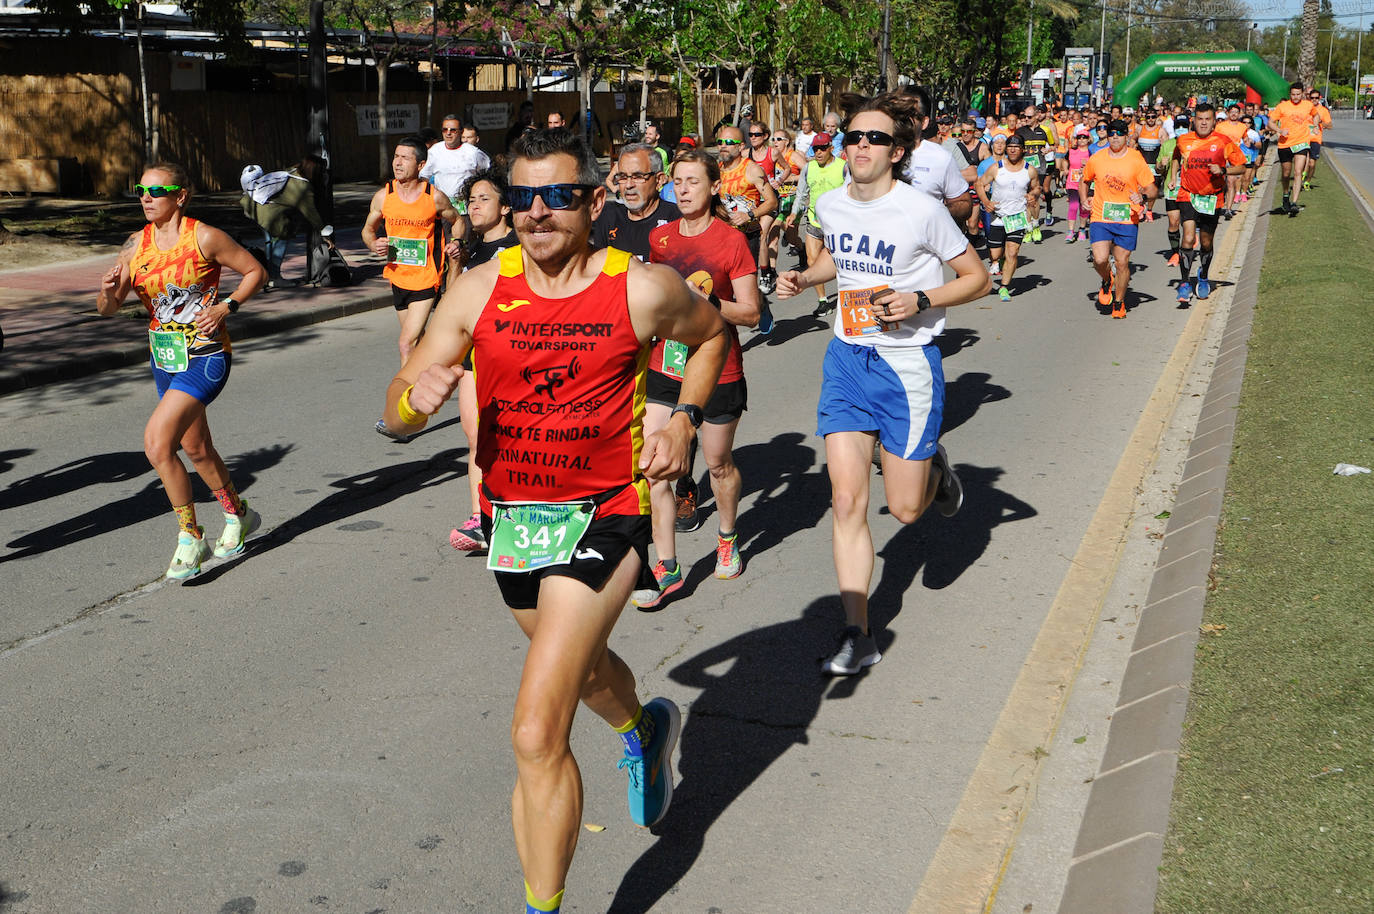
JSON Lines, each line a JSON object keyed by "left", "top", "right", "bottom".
{"left": 482, "top": 512, "right": 653, "bottom": 610}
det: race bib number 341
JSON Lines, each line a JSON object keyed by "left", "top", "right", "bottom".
{"left": 487, "top": 501, "right": 595, "bottom": 572}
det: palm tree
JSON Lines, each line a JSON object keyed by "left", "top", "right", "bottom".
{"left": 1298, "top": 0, "right": 1318, "bottom": 88}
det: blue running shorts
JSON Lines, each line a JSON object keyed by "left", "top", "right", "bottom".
{"left": 152, "top": 351, "right": 231, "bottom": 405}
{"left": 1087, "top": 221, "right": 1139, "bottom": 251}
{"left": 817, "top": 337, "right": 943, "bottom": 460}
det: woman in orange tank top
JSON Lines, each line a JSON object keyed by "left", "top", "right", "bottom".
{"left": 96, "top": 162, "right": 266, "bottom": 580}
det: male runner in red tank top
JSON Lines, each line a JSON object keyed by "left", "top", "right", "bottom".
{"left": 378, "top": 128, "right": 728, "bottom": 914}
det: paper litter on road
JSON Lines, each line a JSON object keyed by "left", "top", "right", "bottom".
{"left": 1332, "top": 463, "right": 1371, "bottom": 476}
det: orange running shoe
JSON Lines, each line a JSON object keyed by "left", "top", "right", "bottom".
{"left": 1096, "top": 280, "right": 1113, "bottom": 306}
{"left": 1167, "top": 251, "right": 1180, "bottom": 267}
{"left": 1112, "top": 300, "right": 1127, "bottom": 319}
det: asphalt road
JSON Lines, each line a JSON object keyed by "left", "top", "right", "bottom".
{"left": 1325, "top": 116, "right": 1374, "bottom": 216}
{"left": 2, "top": 204, "right": 1215, "bottom": 913}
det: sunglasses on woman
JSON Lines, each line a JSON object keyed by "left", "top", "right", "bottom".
{"left": 842, "top": 129, "right": 895, "bottom": 146}
{"left": 135, "top": 184, "right": 183, "bottom": 198}
{"left": 506, "top": 183, "right": 598, "bottom": 212}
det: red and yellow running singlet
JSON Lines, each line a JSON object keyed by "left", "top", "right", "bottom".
{"left": 130, "top": 217, "right": 227, "bottom": 357}
{"left": 472, "top": 246, "right": 650, "bottom": 516}
{"left": 1175, "top": 131, "right": 1245, "bottom": 201}
{"left": 382, "top": 181, "right": 444, "bottom": 291}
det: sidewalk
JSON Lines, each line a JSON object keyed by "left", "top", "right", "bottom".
{"left": 0, "top": 226, "right": 395, "bottom": 395}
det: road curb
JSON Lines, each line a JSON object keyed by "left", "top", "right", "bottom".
{"left": 1054, "top": 166, "right": 1277, "bottom": 913}
{"left": 0, "top": 290, "right": 393, "bottom": 395}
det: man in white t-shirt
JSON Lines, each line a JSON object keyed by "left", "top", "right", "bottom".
{"left": 775, "top": 92, "right": 990, "bottom": 676}
{"left": 899, "top": 90, "right": 973, "bottom": 223}
{"left": 796, "top": 116, "right": 819, "bottom": 158}
{"left": 420, "top": 114, "right": 492, "bottom": 208}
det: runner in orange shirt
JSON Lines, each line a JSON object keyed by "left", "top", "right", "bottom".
{"left": 1303, "top": 89, "right": 1333, "bottom": 190}
{"left": 1213, "top": 104, "right": 1249, "bottom": 217}
{"left": 1169, "top": 104, "right": 1246, "bottom": 303}
{"left": 1267, "top": 82, "right": 1319, "bottom": 215}
{"left": 1079, "top": 119, "right": 1157, "bottom": 318}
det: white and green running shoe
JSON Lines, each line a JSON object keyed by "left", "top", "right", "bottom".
{"left": 213, "top": 503, "right": 261, "bottom": 558}
{"left": 167, "top": 527, "right": 211, "bottom": 580}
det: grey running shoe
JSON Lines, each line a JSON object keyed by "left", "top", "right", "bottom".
{"left": 375, "top": 418, "right": 413, "bottom": 444}
{"left": 931, "top": 443, "right": 964, "bottom": 517}
{"left": 822, "top": 626, "right": 881, "bottom": 676}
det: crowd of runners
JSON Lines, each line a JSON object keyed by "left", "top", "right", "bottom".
{"left": 91, "top": 77, "right": 1337, "bottom": 914}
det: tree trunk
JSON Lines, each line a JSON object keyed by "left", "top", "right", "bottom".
{"left": 377, "top": 57, "right": 389, "bottom": 179}
{"left": 1298, "top": 0, "right": 1319, "bottom": 87}
{"left": 639, "top": 59, "right": 650, "bottom": 131}
{"left": 733, "top": 64, "right": 754, "bottom": 125}
{"left": 0, "top": 217, "right": 13, "bottom": 244}
{"left": 427, "top": 11, "right": 437, "bottom": 123}
{"left": 307, "top": 0, "right": 333, "bottom": 223}
{"left": 136, "top": 2, "right": 152, "bottom": 162}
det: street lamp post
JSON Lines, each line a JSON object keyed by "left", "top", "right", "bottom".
{"left": 1282, "top": 28, "right": 1290, "bottom": 78}
{"left": 1325, "top": 28, "right": 1336, "bottom": 100}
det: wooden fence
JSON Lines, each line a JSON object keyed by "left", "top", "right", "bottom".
{"left": 1, "top": 36, "right": 844, "bottom": 196}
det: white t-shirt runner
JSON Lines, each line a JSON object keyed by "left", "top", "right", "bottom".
{"left": 816, "top": 179, "right": 969, "bottom": 349}
{"left": 420, "top": 143, "right": 491, "bottom": 201}
{"left": 901, "top": 140, "right": 970, "bottom": 201}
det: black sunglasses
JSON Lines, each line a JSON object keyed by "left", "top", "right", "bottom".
{"left": 748, "top": 131, "right": 767, "bottom": 136}
{"left": 1107, "top": 130, "right": 1128, "bottom": 137}
{"left": 507, "top": 183, "right": 597, "bottom": 212}
{"left": 135, "top": 184, "right": 183, "bottom": 198}
{"left": 842, "top": 129, "right": 895, "bottom": 146}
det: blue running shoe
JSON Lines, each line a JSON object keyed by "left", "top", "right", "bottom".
{"left": 1177, "top": 281, "right": 1192, "bottom": 303}
{"left": 618, "top": 697, "right": 681, "bottom": 827}
{"left": 1195, "top": 278, "right": 1211, "bottom": 300}
{"left": 757, "top": 304, "right": 775, "bottom": 335}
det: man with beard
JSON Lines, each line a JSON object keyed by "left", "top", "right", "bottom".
{"left": 593, "top": 144, "right": 682, "bottom": 261}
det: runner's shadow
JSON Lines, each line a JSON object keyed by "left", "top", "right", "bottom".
{"left": 0, "top": 451, "right": 149, "bottom": 512}
{"left": 940, "top": 371, "right": 1011, "bottom": 437}
{"left": 739, "top": 309, "right": 829, "bottom": 351}
{"left": 606, "top": 598, "right": 848, "bottom": 913}
{"left": 0, "top": 445, "right": 292, "bottom": 564}
{"left": 1009, "top": 274, "right": 1052, "bottom": 294}
{"left": 185, "top": 445, "right": 470, "bottom": 585}
{"left": 0, "top": 449, "right": 36, "bottom": 477}
{"left": 934, "top": 327, "right": 980, "bottom": 360}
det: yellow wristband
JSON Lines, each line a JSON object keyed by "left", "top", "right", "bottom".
{"left": 396, "top": 385, "right": 425, "bottom": 425}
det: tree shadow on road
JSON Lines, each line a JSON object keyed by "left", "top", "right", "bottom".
{"left": 186, "top": 434, "right": 469, "bottom": 585}
{"left": 1, "top": 445, "right": 292, "bottom": 564}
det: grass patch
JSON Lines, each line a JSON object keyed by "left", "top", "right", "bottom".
{"left": 1154, "top": 174, "right": 1374, "bottom": 911}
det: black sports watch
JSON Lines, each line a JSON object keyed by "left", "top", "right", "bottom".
{"left": 915, "top": 290, "right": 932, "bottom": 312}
{"left": 222, "top": 298, "right": 240, "bottom": 314}
{"left": 670, "top": 403, "right": 704, "bottom": 429}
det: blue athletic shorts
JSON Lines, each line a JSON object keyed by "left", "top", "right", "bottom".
{"left": 152, "top": 351, "right": 231, "bottom": 405}
{"left": 817, "top": 337, "right": 943, "bottom": 460}
{"left": 1088, "top": 221, "right": 1139, "bottom": 251}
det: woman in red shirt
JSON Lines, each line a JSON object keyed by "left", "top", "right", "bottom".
{"left": 630, "top": 149, "right": 762, "bottom": 608}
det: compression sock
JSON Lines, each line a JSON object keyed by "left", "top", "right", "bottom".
{"left": 211, "top": 482, "right": 245, "bottom": 517}
{"left": 1198, "top": 249, "right": 1214, "bottom": 281}
{"left": 1167, "top": 229, "right": 1180, "bottom": 253}
{"left": 1282, "top": 192, "right": 1291, "bottom": 209}
{"left": 174, "top": 503, "right": 198, "bottom": 536}
{"left": 1180, "top": 249, "right": 1196, "bottom": 284}
{"left": 525, "top": 883, "right": 564, "bottom": 914}
{"left": 613, "top": 704, "right": 655, "bottom": 758}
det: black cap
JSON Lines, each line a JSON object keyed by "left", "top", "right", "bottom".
{"left": 1005, "top": 133, "right": 1025, "bottom": 147}
{"left": 1106, "top": 119, "right": 1130, "bottom": 135}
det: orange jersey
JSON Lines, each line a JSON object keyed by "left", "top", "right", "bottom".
{"left": 1270, "top": 100, "right": 1317, "bottom": 149}
{"left": 1214, "top": 119, "right": 1247, "bottom": 146}
{"left": 719, "top": 157, "right": 763, "bottom": 209}
{"left": 1080, "top": 148, "right": 1156, "bottom": 224}
{"left": 382, "top": 181, "right": 445, "bottom": 291}
{"left": 130, "top": 217, "right": 228, "bottom": 357}
{"left": 471, "top": 246, "right": 650, "bottom": 516}
{"left": 1174, "top": 131, "right": 1246, "bottom": 201}
{"left": 1311, "top": 104, "right": 1332, "bottom": 142}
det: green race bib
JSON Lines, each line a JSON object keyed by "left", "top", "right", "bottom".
{"left": 1103, "top": 201, "right": 1132, "bottom": 223}
{"left": 389, "top": 237, "right": 428, "bottom": 267}
{"left": 660, "top": 339, "right": 688, "bottom": 380}
{"left": 1291, "top": 142, "right": 1310, "bottom": 153}
{"left": 487, "top": 501, "right": 595, "bottom": 572}
{"left": 1001, "top": 210, "right": 1030, "bottom": 233}
{"left": 1191, "top": 194, "right": 1218, "bottom": 216}
{"left": 1025, "top": 154, "right": 1042, "bottom": 169}
{"left": 1164, "top": 183, "right": 1179, "bottom": 202}
{"left": 149, "top": 329, "right": 189, "bottom": 373}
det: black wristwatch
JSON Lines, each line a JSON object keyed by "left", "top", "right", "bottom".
{"left": 915, "top": 290, "right": 933, "bottom": 312}
{"left": 222, "top": 298, "right": 240, "bottom": 314}
{"left": 671, "top": 403, "right": 704, "bottom": 429}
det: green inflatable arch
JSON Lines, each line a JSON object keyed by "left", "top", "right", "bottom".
{"left": 1115, "top": 51, "right": 1290, "bottom": 106}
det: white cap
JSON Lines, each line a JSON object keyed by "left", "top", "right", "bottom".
{"left": 320, "top": 225, "right": 334, "bottom": 238}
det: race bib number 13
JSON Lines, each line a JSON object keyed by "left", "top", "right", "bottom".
{"left": 839, "top": 286, "right": 893, "bottom": 337}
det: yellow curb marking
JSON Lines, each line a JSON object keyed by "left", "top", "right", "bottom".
{"left": 907, "top": 191, "right": 1260, "bottom": 914}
